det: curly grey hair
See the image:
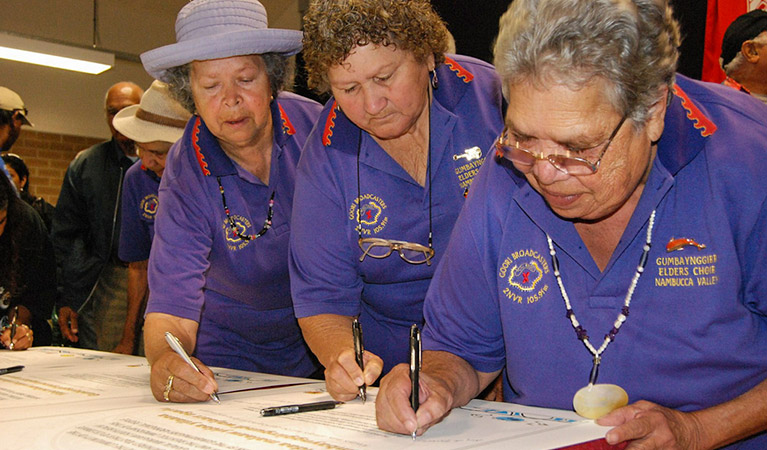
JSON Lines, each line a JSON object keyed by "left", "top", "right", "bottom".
{"left": 493, "top": 0, "right": 680, "bottom": 127}
{"left": 164, "top": 53, "right": 292, "bottom": 114}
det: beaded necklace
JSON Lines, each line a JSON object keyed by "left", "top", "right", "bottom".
{"left": 546, "top": 210, "right": 656, "bottom": 386}
{"left": 216, "top": 176, "right": 274, "bottom": 241}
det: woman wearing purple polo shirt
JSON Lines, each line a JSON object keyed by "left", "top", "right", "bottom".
{"left": 140, "top": 0, "right": 321, "bottom": 403}
{"left": 290, "top": 0, "right": 504, "bottom": 402}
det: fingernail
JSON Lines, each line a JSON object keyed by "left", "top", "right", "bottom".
{"left": 355, "top": 376, "right": 364, "bottom": 385}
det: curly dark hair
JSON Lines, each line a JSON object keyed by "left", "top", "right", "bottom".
{"left": 302, "top": 0, "right": 450, "bottom": 94}
{"left": 165, "top": 53, "right": 292, "bottom": 114}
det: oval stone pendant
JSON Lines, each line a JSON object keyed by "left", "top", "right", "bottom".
{"left": 572, "top": 383, "right": 629, "bottom": 419}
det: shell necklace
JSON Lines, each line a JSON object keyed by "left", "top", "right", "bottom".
{"left": 546, "top": 210, "right": 655, "bottom": 419}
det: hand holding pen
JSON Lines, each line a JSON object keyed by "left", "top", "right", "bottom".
{"left": 2, "top": 306, "right": 33, "bottom": 351}
{"left": 409, "top": 324, "right": 422, "bottom": 440}
{"left": 160, "top": 331, "right": 220, "bottom": 403}
{"left": 352, "top": 318, "right": 366, "bottom": 403}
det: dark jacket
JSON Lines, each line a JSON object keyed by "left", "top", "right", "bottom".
{"left": 52, "top": 139, "right": 134, "bottom": 312}
{"left": 20, "top": 191, "right": 55, "bottom": 233}
{"left": 0, "top": 200, "right": 56, "bottom": 346}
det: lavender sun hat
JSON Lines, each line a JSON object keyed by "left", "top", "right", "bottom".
{"left": 140, "top": 0, "right": 303, "bottom": 82}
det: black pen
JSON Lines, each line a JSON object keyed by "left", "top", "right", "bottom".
{"left": 0, "top": 365, "right": 24, "bottom": 375}
{"left": 8, "top": 306, "right": 18, "bottom": 350}
{"left": 260, "top": 400, "right": 343, "bottom": 417}
{"left": 409, "top": 324, "right": 421, "bottom": 440}
{"left": 352, "top": 318, "right": 366, "bottom": 403}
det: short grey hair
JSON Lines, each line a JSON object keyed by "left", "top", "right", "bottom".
{"left": 164, "top": 53, "right": 293, "bottom": 114}
{"left": 722, "top": 31, "right": 767, "bottom": 76}
{"left": 494, "top": 0, "right": 680, "bottom": 127}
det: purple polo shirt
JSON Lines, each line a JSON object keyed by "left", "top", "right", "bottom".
{"left": 423, "top": 75, "right": 767, "bottom": 450}
{"left": 119, "top": 161, "right": 161, "bottom": 262}
{"left": 147, "top": 92, "right": 322, "bottom": 376}
{"left": 290, "top": 55, "right": 505, "bottom": 374}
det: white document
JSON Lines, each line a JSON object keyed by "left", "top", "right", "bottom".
{"left": 3, "top": 348, "right": 608, "bottom": 449}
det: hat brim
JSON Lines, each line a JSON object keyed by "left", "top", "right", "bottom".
{"left": 141, "top": 28, "right": 303, "bottom": 81}
{"left": 19, "top": 114, "right": 33, "bottom": 127}
{"left": 113, "top": 105, "right": 187, "bottom": 144}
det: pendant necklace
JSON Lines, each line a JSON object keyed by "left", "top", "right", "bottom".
{"left": 546, "top": 210, "right": 655, "bottom": 419}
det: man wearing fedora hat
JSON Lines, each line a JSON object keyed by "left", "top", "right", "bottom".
{"left": 52, "top": 81, "right": 144, "bottom": 352}
{"left": 111, "top": 80, "right": 191, "bottom": 356}
{"left": 720, "top": 9, "right": 767, "bottom": 104}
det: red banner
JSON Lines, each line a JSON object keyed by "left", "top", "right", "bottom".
{"left": 702, "top": 0, "right": 767, "bottom": 82}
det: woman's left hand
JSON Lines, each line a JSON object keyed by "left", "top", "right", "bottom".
{"left": 597, "top": 400, "right": 706, "bottom": 449}
{"left": 1, "top": 324, "right": 33, "bottom": 350}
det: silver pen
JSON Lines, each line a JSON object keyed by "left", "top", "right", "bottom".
{"left": 8, "top": 306, "right": 18, "bottom": 350}
{"left": 164, "top": 331, "right": 221, "bottom": 403}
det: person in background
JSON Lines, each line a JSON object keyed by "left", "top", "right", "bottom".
{"left": 0, "top": 170, "right": 55, "bottom": 349}
{"left": 2, "top": 153, "right": 55, "bottom": 232}
{"left": 376, "top": 0, "right": 767, "bottom": 448}
{"left": 290, "top": 0, "right": 504, "bottom": 402}
{"left": 111, "top": 80, "right": 192, "bottom": 356}
{"left": 0, "top": 86, "right": 33, "bottom": 153}
{"left": 52, "top": 82, "right": 143, "bottom": 351}
{"left": 0, "top": 86, "right": 33, "bottom": 186}
{"left": 720, "top": 9, "right": 767, "bottom": 104}
{"left": 140, "top": 0, "right": 322, "bottom": 403}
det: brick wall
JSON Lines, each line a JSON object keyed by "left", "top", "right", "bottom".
{"left": 8, "top": 130, "right": 104, "bottom": 206}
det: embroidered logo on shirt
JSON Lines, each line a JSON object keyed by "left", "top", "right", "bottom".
{"left": 454, "top": 149, "right": 486, "bottom": 193}
{"left": 323, "top": 101, "right": 340, "bottom": 146}
{"left": 444, "top": 56, "right": 474, "bottom": 83}
{"left": 140, "top": 194, "right": 159, "bottom": 221}
{"left": 499, "top": 249, "right": 550, "bottom": 305}
{"left": 672, "top": 85, "right": 717, "bottom": 137}
{"left": 223, "top": 216, "right": 253, "bottom": 251}
{"left": 278, "top": 104, "right": 296, "bottom": 136}
{"left": 349, "top": 193, "right": 389, "bottom": 235}
{"left": 665, "top": 237, "right": 706, "bottom": 253}
{"left": 655, "top": 238, "right": 718, "bottom": 288}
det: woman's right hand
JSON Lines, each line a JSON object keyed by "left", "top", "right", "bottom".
{"left": 324, "top": 347, "right": 383, "bottom": 401}
{"left": 150, "top": 350, "right": 218, "bottom": 403}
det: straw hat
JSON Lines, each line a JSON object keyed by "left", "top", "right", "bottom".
{"left": 141, "top": 0, "right": 303, "bottom": 82}
{"left": 113, "top": 81, "right": 191, "bottom": 144}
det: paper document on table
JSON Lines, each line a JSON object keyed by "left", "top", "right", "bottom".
{"left": 0, "top": 347, "right": 321, "bottom": 408}
{"left": 8, "top": 385, "right": 608, "bottom": 449}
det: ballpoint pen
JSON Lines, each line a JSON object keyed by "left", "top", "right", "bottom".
{"left": 352, "top": 318, "right": 366, "bottom": 403}
{"left": 0, "top": 365, "right": 24, "bottom": 375}
{"left": 8, "top": 306, "right": 18, "bottom": 350}
{"left": 260, "top": 400, "right": 343, "bottom": 417}
{"left": 409, "top": 324, "right": 421, "bottom": 440}
{"left": 164, "top": 331, "right": 221, "bottom": 403}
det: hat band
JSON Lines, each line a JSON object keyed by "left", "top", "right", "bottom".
{"left": 136, "top": 108, "right": 188, "bottom": 129}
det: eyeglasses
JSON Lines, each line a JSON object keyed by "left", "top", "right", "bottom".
{"left": 496, "top": 115, "right": 626, "bottom": 176}
{"left": 358, "top": 237, "right": 435, "bottom": 265}
{"left": 356, "top": 88, "right": 434, "bottom": 266}
{"left": 216, "top": 176, "right": 273, "bottom": 241}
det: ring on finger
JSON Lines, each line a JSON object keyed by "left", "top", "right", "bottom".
{"left": 163, "top": 374, "right": 175, "bottom": 402}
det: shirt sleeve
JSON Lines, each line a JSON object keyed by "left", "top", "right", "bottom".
{"left": 146, "top": 162, "right": 213, "bottom": 322}
{"left": 289, "top": 130, "right": 364, "bottom": 319}
{"left": 422, "top": 158, "right": 508, "bottom": 374}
